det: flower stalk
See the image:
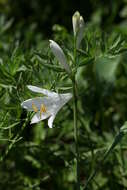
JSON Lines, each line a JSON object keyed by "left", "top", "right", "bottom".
{"left": 72, "top": 30, "right": 80, "bottom": 189}
{"left": 72, "top": 78, "right": 80, "bottom": 190}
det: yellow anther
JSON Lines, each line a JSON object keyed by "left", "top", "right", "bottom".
{"left": 40, "top": 104, "right": 46, "bottom": 113}
{"left": 32, "top": 102, "right": 38, "bottom": 112}
{"left": 40, "top": 104, "right": 47, "bottom": 118}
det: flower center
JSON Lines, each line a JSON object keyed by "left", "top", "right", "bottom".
{"left": 32, "top": 102, "right": 47, "bottom": 119}
{"left": 40, "top": 104, "right": 47, "bottom": 118}
{"left": 32, "top": 102, "right": 38, "bottom": 112}
{"left": 40, "top": 104, "right": 47, "bottom": 113}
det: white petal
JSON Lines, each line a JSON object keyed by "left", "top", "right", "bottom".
{"left": 50, "top": 93, "right": 72, "bottom": 114}
{"left": 47, "top": 93, "right": 72, "bottom": 128}
{"left": 21, "top": 97, "right": 53, "bottom": 111}
{"left": 48, "top": 114, "right": 56, "bottom": 128}
{"left": 57, "top": 93, "right": 72, "bottom": 106}
{"left": 47, "top": 93, "right": 72, "bottom": 121}
{"left": 31, "top": 112, "right": 50, "bottom": 124}
{"left": 49, "top": 40, "right": 71, "bottom": 73}
{"left": 27, "top": 85, "right": 58, "bottom": 97}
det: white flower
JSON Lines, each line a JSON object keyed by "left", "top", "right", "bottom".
{"left": 72, "top": 11, "right": 85, "bottom": 48}
{"left": 49, "top": 40, "right": 71, "bottom": 74}
{"left": 21, "top": 85, "right": 72, "bottom": 128}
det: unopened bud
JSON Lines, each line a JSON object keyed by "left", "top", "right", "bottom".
{"left": 76, "top": 16, "right": 85, "bottom": 48}
{"left": 49, "top": 40, "right": 71, "bottom": 74}
{"left": 72, "top": 11, "right": 85, "bottom": 48}
{"left": 72, "top": 11, "right": 80, "bottom": 36}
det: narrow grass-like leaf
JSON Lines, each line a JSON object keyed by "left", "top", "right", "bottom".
{"left": 2, "top": 121, "right": 20, "bottom": 130}
{"left": 36, "top": 55, "right": 65, "bottom": 72}
{"left": 78, "top": 57, "right": 94, "bottom": 67}
{"left": 83, "top": 122, "right": 127, "bottom": 189}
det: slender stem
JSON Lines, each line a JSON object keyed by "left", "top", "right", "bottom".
{"left": 74, "top": 36, "right": 77, "bottom": 65}
{"left": 73, "top": 78, "right": 80, "bottom": 189}
{"left": 72, "top": 35, "right": 80, "bottom": 189}
{"left": 119, "top": 143, "right": 126, "bottom": 189}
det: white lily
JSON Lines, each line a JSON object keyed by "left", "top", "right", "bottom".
{"left": 72, "top": 11, "right": 85, "bottom": 48}
{"left": 21, "top": 85, "right": 72, "bottom": 128}
{"left": 49, "top": 40, "right": 71, "bottom": 74}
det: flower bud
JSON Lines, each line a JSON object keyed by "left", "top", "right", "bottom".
{"left": 76, "top": 16, "right": 85, "bottom": 48}
{"left": 72, "top": 11, "right": 80, "bottom": 36}
{"left": 72, "top": 11, "right": 85, "bottom": 48}
{"left": 49, "top": 40, "right": 71, "bottom": 73}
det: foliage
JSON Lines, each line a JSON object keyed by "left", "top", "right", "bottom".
{"left": 0, "top": 1, "right": 127, "bottom": 190}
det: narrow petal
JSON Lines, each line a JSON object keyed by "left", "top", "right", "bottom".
{"left": 48, "top": 114, "right": 56, "bottom": 128}
{"left": 46, "top": 93, "right": 72, "bottom": 125}
{"left": 21, "top": 97, "right": 53, "bottom": 111}
{"left": 31, "top": 112, "right": 50, "bottom": 124}
{"left": 48, "top": 93, "right": 72, "bottom": 115}
{"left": 47, "top": 93, "right": 72, "bottom": 128}
{"left": 57, "top": 93, "right": 72, "bottom": 105}
{"left": 49, "top": 40, "right": 71, "bottom": 73}
{"left": 27, "top": 85, "right": 57, "bottom": 97}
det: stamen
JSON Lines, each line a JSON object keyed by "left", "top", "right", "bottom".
{"left": 32, "top": 102, "right": 38, "bottom": 112}
{"left": 40, "top": 104, "right": 47, "bottom": 118}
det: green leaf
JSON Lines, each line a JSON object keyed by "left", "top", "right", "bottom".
{"left": 78, "top": 57, "right": 94, "bottom": 67}
{"left": 94, "top": 55, "right": 120, "bottom": 83}
{"left": 34, "top": 51, "right": 49, "bottom": 60}
{"left": 2, "top": 121, "right": 20, "bottom": 130}
{"left": 36, "top": 55, "right": 65, "bottom": 72}
{"left": 83, "top": 121, "right": 127, "bottom": 190}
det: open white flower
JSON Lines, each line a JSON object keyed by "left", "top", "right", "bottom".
{"left": 21, "top": 85, "right": 72, "bottom": 128}
{"left": 49, "top": 40, "right": 71, "bottom": 74}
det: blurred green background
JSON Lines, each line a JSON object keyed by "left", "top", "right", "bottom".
{"left": 0, "top": 0, "right": 127, "bottom": 190}
{"left": 0, "top": 0, "right": 126, "bottom": 36}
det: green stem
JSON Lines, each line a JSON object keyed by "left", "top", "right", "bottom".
{"left": 73, "top": 79, "right": 80, "bottom": 189}
{"left": 74, "top": 36, "right": 77, "bottom": 65}
{"left": 72, "top": 35, "right": 80, "bottom": 189}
